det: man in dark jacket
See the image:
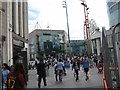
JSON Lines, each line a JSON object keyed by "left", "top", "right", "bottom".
{"left": 37, "top": 59, "right": 47, "bottom": 88}
{"left": 72, "top": 58, "right": 80, "bottom": 81}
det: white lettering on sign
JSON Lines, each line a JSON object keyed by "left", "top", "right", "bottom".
{"left": 13, "top": 39, "right": 24, "bottom": 47}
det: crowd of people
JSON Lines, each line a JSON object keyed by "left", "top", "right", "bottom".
{"left": 35, "top": 54, "right": 103, "bottom": 88}
{"left": 1, "top": 62, "right": 27, "bottom": 90}
{"left": 1, "top": 54, "right": 103, "bottom": 89}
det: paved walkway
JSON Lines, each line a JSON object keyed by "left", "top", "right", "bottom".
{"left": 27, "top": 65, "right": 104, "bottom": 89}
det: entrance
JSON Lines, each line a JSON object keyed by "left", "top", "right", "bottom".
{"left": 13, "top": 46, "right": 28, "bottom": 80}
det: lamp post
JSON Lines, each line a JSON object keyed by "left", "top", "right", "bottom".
{"left": 62, "top": 0, "right": 70, "bottom": 43}
{"left": 81, "top": 0, "right": 90, "bottom": 40}
{"left": 62, "top": 0, "right": 71, "bottom": 55}
{"left": 81, "top": 0, "right": 92, "bottom": 56}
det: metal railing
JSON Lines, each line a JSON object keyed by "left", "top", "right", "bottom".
{"left": 102, "top": 23, "right": 120, "bottom": 89}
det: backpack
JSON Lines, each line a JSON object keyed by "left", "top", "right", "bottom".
{"left": 7, "top": 75, "right": 17, "bottom": 89}
{"left": 7, "top": 72, "right": 26, "bottom": 90}
{"left": 7, "top": 72, "right": 23, "bottom": 90}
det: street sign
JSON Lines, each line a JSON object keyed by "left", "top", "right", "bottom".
{"left": 29, "top": 44, "right": 33, "bottom": 46}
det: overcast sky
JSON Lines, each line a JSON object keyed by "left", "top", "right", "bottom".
{"left": 28, "top": 0, "right": 110, "bottom": 40}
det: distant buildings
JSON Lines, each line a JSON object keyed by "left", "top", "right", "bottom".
{"left": 29, "top": 29, "right": 67, "bottom": 59}
{"left": 106, "top": 0, "right": 120, "bottom": 50}
{"left": 68, "top": 40, "right": 87, "bottom": 56}
{"left": 91, "top": 29, "right": 101, "bottom": 56}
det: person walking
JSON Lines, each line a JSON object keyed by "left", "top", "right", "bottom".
{"left": 93, "top": 55, "right": 98, "bottom": 67}
{"left": 72, "top": 58, "right": 80, "bottom": 81}
{"left": 97, "top": 61, "right": 103, "bottom": 74}
{"left": 54, "top": 59, "right": 64, "bottom": 82}
{"left": 7, "top": 63, "right": 27, "bottom": 90}
{"left": 37, "top": 59, "right": 47, "bottom": 88}
{"left": 82, "top": 56, "right": 90, "bottom": 81}
{"left": 2, "top": 63, "right": 10, "bottom": 89}
{"left": 35, "top": 60, "right": 38, "bottom": 69}
{"left": 10, "top": 65, "right": 14, "bottom": 72}
{"left": 31, "top": 62, "right": 35, "bottom": 69}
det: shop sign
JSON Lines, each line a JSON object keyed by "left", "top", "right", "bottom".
{"left": 13, "top": 39, "right": 24, "bottom": 47}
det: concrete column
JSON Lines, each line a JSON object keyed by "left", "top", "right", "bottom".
{"left": 96, "top": 38, "right": 101, "bottom": 56}
{"left": 19, "top": 0, "right": 23, "bottom": 37}
{"left": 6, "top": 2, "right": 10, "bottom": 64}
{"left": 9, "top": 8, "right": 13, "bottom": 65}
{"left": 13, "top": 0, "right": 19, "bottom": 34}
{"left": 92, "top": 39, "right": 96, "bottom": 54}
{"left": 91, "top": 40, "right": 94, "bottom": 55}
{"left": 7, "top": 2, "right": 13, "bottom": 65}
{"left": 23, "top": 2, "right": 29, "bottom": 63}
{"left": 23, "top": 2, "right": 28, "bottom": 39}
{"left": 0, "top": 1, "right": 3, "bottom": 88}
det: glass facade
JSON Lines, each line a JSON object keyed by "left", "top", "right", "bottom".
{"left": 29, "top": 30, "right": 67, "bottom": 59}
{"left": 107, "top": 1, "right": 120, "bottom": 27}
{"left": 38, "top": 32, "right": 65, "bottom": 56}
{"left": 29, "top": 38, "right": 35, "bottom": 59}
{"left": 69, "top": 40, "right": 87, "bottom": 55}
{"left": 30, "top": 38, "right": 35, "bottom": 53}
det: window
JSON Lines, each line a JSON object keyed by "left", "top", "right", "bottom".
{"left": 118, "top": 1, "right": 120, "bottom": 9}
{"left": 109, "top": 35, "right": 112, "bottom": 45}
{"left": 109, "top": 3, "right": 118, "bottom": 14}
{"left": 107, "top": 35, "right": 110, "bottom": 45}
{"left": 107, "top": 2, "right": 115, "bottom": 8}
{"left": 118, "top": 32, "right": 120, "bottom": 41}
{"left": 43, "top": 33, "right": 51, "bottom": 35}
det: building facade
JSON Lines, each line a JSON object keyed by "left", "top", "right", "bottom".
{"left": 107, "top": 1, "right": 120, "bottom": 27}
{"left": 29, "top": 29, "right": 67, "bottom": 59}
{"left": 1, "top": 1, "right": 29, "bottom": 65}
{"left": 91, "top": 29, "right": 101, "bottom": 56}
{"left": 68, "top": 40, "right": 87, "bottom": 56}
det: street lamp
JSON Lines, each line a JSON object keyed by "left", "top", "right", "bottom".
{"left": 81, "top": 2, "right": 87, "bottom": 7}
{"left": 81, "top": 0, "right": 90, "bottom": 40}
{"left": 62, "top": 0, "right": 71, "bottom": 55}
{"left": 81, "top": 0, "right": 92, "bottom": 57}
{"left": 62, "top": 0, "right": 70, "bottom": 43}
